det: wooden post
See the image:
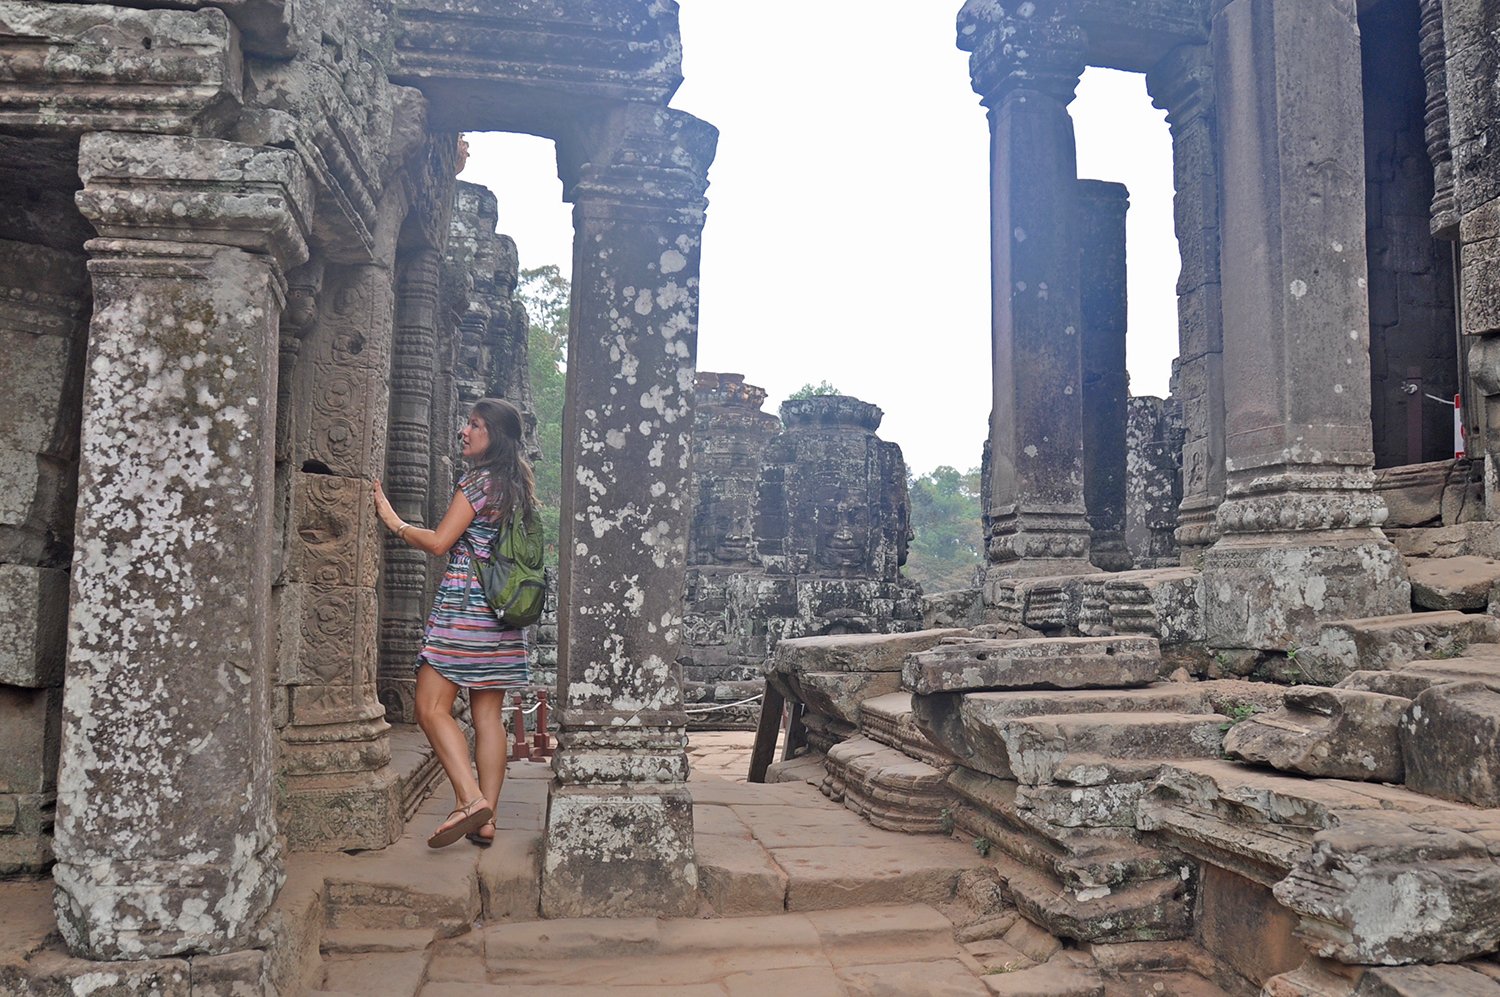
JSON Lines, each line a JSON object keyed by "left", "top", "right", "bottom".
{"left": 747, "top": 684, "right": 785, "bottom": 783}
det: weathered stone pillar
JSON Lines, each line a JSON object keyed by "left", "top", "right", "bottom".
{"left": 959, "top": 1, "right": 1093, "bottom": 584}
{"left": 56, "top": 132, "right": 309, "bottom": 958}
{"left": 377, "top": 246, "right": 443, "bottom": 722}
{"left": 1419, "top": 0, "right": 1457, "bottom": 240}
{"left": 1078, "top": 180, "right": 1132, "bottom": 572}
{"left": 277, "top": 255, "right": 403, "bottom": 851}
{"left": 1201, "top": 0, "right": 1408, "bottom": 651}
{"left": 541, "top": 105, "right": 717, "bottom": 918}
{"left": 1147, "top": 44, "right": 1226, "bottom": 565}
{"left": 1444, "top": 0, "right": 1500, "bottom": 507}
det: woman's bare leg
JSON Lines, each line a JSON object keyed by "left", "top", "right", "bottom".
{"left": 470, "top": 688, "right": 508, "bottom": 841}
{"left": 415, "top": 664, "right": 484, "bottom": 822}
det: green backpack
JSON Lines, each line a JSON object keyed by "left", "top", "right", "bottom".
{"left": 474, "top": 512, "right": 547, "bottom": 629}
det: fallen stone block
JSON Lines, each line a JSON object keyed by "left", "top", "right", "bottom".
{"left": 1390, "top": 522, "right": 1500, "bottom": 560}
{"left": 769, "top": 629, "right": 971, "bottom": 677}
{"left": 958, "top": 711, "right": 1226, "bottom": 785}
{"left": 1402, "top": 681, "right": 1500, "bottom": 805}
{"left": 1223, "top": 686, "right": 1407, "bottom": 782}
{"left": 1353, "top": 963, "right": 1500, "bottom": 996}
{"left": 823, "top": 736, "right": 952, "bottom": 833}
{"left": 796, "top": 670, "right": 900, "bottom": 727}
{"left": 904, "top": 636, "right": 1161, "bottom": 696}
{"left": 1302, "top": 611, "right": 1500, "bottom": 685}
{"left": 1274, "top": 810, "right": 1500, "bottom": 965}
{"left": 1406, "top": 555, "right": 1500, "bottom": 610}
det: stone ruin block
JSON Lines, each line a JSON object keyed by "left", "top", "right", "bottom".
{"left": 1401, "top": 681, "right": 1500, "bottom": 806}
{"left": 1375, "top": 458, "right": 1484, "bottom": 528}
{"left": 0, "top": 684, "right": 61, "bottom": 875}
{"left": 1406, "top": 555, "right": 1500, "bottom": 611}
{"left": 957, "top": 710, "right": 1227, "bottom": 786}
{"left": 922, "top": 588, "right": 984, "bottom": 630}
{"left": 0, "top": 563, "right": 68, "bottom": 688}
{"left": 1274, "top": 810, "right": 1500, "bottom": 965}
{"left": 858, "top": 692, "right": 954, "bottom": 768}
{"left": 1223, "top": 686, "right": 1407, "bottom": 783}
{"left": 903, "top": 635, "right": 1161, "bottom": 696}
{"left": 1303, "top": 611, "right": 1500, "bottom": 685}
{"left": 823, "top": 736, "right": 952, "bottom": 834}
{"left": 764, "top": 629, "right": 966, "bottom": 729}
{"left": 1077, "top": 567, "right": 1205, "bottom": 670}
{"left": 1125, "top": 396, "right": 1184, "bottom": 568}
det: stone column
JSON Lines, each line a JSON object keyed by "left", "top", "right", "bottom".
{"left": 1078, "top": 180, "right": 1132, "bottom": 572}
{"left": 278, "top": 257, "right": 402, "bottom": 851}
{"left": 1147, "top": 44, "right": 1226, "bottom": 565}
{"left": 1419, "top": 0, "right": 1457, "bottom": 240}
{"left": 1444, "top": 0, "right": 1500, "bottom": 504}
{"left": 377, "top": 247, "right": 443, "bottom": 722}
{"left": 1201, "top": 0, "right": 1408, "bottom": 652}
{"left": 959, "top": 1, "right": 1093, "bottom": 584}
{"left": 541, "top": 105, "right": 717, "bottom": 918}
{"left": 56, "top": 132, "right": 310, "bottom": 959}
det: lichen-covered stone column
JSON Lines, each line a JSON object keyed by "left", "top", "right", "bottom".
{"left": 56, "top": 132, "right": 310, "bottom": 958}
{"left": 1201, "top": 0, "right": 1408, "bottom": 652}
{"left": 541, "top": 105, "right": 717, "bottom": 918}
{"left": 1078, "top": 180, "right": 1132, "bottom": 572}
{"left": 959, "top": 1, "right": 1093, "bottom": 584}
{"left": 1146, "top": 44, "right": 1226, "bottom": 565}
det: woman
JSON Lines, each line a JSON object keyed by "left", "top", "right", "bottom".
{"left": 373, "top": 397, "right": 540, "bottom": 848}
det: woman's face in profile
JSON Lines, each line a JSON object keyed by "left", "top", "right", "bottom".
{"left": 461, "top": 411, "right": 489, "bottom": 458}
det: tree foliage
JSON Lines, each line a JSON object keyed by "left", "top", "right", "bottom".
{"left": 518, "top": 265, "right": 568, "bottom": 568}
{"left": 905, "top": 465, "right": 984, "bottom": 593}
{"left": 787, "top": 380, "right": 841, "bottom": 399}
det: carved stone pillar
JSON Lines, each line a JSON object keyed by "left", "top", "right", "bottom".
{"left": 277, "top": 258, "right": 402, "bottom": 851}
{"left": 377, "top": 247, "right": 442, "bottom": 722}
{"left": 1201, "top": 0, "right": 1408, "bottom": 651}
{"left": 959, "top": 1, "right": 1093, "bottom": 586}
{"left": 1078, "top": 180, "right": 1132, "bottom": 572}
{"left": 1147, "top": 44, "right": 1226, "bottom": 565}
{"left": 1444, "top": 0, "right": 1500, "bottom": 507}
{"left": 541, "top": 105, "right": 717, "bottom": 918}
{"left": 1420, "top": 0, "right": 1458, "bottom": 239}
{"left": 55, "top": 133, "right": 310, "bottom": 959}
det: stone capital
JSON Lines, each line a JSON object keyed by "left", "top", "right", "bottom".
{"left": 76, "top": 133, "right": 312, "bottom": 272}
{"left": 560, "top": 105, "right": 718, "bottom": 211}
{"left": 958, "top": 0, "right": 1087, "bottom": 107}
{"left": 1146, "top": 44, "right": 1214, "bottom": 133}
{"left": 0, "top": 2, "right": 243, "bottom": 136}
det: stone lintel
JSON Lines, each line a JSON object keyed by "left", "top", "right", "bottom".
{"left": 904, "top": 635, "right": 1160, "bottom": 695}
{"left": 392, "top": 0, "right": 684, "bottom": 131}
{"left": 76, "top": 132, "right": 311, "bottom": 271}
{"left": 957, "top": 0, "right": 1087, "bottom": 106}
{"left": 0, "top": 2, "right": 243, "bottom": 136}
{"left": 540, "top": 785, "right": 696, "bottom": 919}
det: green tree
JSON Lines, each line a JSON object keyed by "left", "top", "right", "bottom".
{"left": 905, "top": 465, "right": 984, "bottom": 593}
{"left": 518, "top": 265, "right": 568, "bottom": 568}
{"left": 787, "top": 380, "right": 842, "bottom": 399}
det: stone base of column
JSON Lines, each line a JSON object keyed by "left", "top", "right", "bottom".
{"left": 1202, "top": 532, "right": 1410, "bottom": 651}
{"left": 540, "top": 784, "right": 697, "bottom": 919}
{"left": 1088, "top": 532, "right": 1132, "bottom": 572}
{"left": 984, "top": 511, "right": 1095, "bottom": 582}
{"left": 1175, "top": 496, "right": 1221, "bottom": 568}
{"left": 53, "top": 838, "right": 283, "bottom": 960}
{"left": 280, "top": 767, "right": 402, "bottom": 852}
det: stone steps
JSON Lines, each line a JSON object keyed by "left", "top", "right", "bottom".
{"left": 1405, "top": 554, "right": 1500, "bottom": 611}
{"left": 956, "top": 711, "right": 1231, "bottom": 785}
{"left": 1301, "top": 610, "right": 1500, "bottom": 684}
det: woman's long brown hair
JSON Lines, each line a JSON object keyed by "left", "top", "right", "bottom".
{"left": 469, "top": 397, "right": 537, "bottom": 524}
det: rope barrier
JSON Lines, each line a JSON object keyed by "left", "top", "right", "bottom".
{"left": 683, "top": 693, "right": 764, "bottom": 716}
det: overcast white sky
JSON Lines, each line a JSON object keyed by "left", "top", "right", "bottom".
{"left": 458, "top": 2, "right": 1178, "bottom": 477}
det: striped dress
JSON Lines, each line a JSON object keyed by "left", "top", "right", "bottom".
{"left": 415, "top": 469, "right": 529, "bottom": 690}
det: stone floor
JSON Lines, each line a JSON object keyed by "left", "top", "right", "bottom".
{"left": 0, "top": 732, "right": 1232, "bottom": 995}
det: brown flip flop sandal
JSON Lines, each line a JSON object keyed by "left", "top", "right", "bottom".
{"left": 427, "top": 798, "right": 493, "bottom": 849}
{"left": 466, "top": 818, "right": 496, "bottom": 848}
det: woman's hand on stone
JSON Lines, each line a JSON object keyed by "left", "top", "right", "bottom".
{"left": 372, "top": 480, "right": 400, "bottom": 531}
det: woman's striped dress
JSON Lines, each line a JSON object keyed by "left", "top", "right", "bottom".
{"left": 415, "top": 469, "right": 529, "bottom": 690}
